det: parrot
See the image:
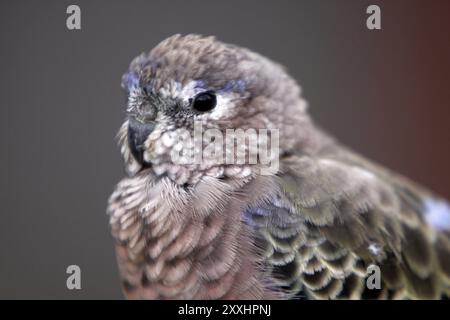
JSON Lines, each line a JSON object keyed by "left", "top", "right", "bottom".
{"left": 107, "top": 34, "right": 450, "bottom": 299}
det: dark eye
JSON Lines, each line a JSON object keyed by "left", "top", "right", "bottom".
{"left": 192, "top": 91, "right": 217, "bottom": 112}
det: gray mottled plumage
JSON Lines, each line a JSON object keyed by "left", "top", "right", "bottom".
{"left": 107, "top": 34, "right": 450, "bottom": 299}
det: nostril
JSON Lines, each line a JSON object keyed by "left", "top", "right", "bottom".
{"left": 127, "top": 118, "right": 156, "bottom": 166}
{"left": 138, "top": 102, "right": 157, "bottom": 121}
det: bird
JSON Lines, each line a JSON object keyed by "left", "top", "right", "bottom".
{"left": 107, "top": 34, "right": 450, "bottom": 300}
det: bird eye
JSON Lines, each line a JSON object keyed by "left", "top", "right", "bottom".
{"left": 192, "top": 91, "right": 217, "bottom": 112}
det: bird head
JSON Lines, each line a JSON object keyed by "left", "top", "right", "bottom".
{"left": 118, "top": 34, "right": 311, "bottom": 186}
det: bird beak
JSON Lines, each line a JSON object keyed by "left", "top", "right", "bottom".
{"left": 127, "top": 117, "right": 155, "bottom": 168}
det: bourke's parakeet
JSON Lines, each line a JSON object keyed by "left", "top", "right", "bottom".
{"left": 107, "top": 34, "right": 450, "bottom": 299}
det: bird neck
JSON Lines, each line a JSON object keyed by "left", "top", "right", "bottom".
{"left": 115, "top": 174, "right": 278, "bottom": 299}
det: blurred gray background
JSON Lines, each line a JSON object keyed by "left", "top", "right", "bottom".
{"left": 0, "top": 0, "right": 449, "bottom": 299}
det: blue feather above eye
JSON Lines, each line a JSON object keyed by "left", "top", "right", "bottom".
{"left": 219, "top": 80, "right": 247, "bottom": 94}
{"left": 123, "top": 72, "right": 139, "bottom": 91}
{"left": 193, "top": 79, "right": 246, "bottom": 95}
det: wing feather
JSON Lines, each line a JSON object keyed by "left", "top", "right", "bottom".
{"left": 246, "top": 148, "right": 450, "bottom": 299}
